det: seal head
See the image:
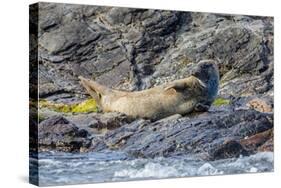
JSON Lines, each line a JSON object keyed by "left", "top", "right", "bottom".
{"left": 191, "top": 60, "right": 220, "bottom": 110}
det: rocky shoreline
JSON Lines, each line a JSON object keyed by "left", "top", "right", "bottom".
{"left": 35, "top": 96, "right": 273, "bottom": 161}
{"left": 30, "top": 3, "right": 274, "bottom": 162}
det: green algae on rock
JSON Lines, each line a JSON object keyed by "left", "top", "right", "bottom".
{"left": 38, "top": 113, "right": 46, "bottom": 122}
{"left": 39, "top": 99, "right": 97, "bottom": 113}
{"left": 213, "top": 98, "right": 230, "bottom": 106}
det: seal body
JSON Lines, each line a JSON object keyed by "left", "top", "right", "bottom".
{"left": 79, "top": 60, "right": 219, "bottom": 120}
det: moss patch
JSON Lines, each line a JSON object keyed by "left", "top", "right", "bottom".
{"left": 39, "top": 99, "right": 97, "bottom": 113}
{"left": 213, "top": 98, "right": 230, "bottom": 106}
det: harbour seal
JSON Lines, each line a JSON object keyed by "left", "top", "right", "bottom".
{"left": 79, "top": 60, "right": 219, "bottom": 120}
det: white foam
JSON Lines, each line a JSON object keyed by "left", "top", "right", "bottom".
{"left": 114, "top": 162, "right": 179, "bottom": 178}
{"left": 227, "top": 152, "right": 274, "bottom": 169}
{"left": 197, "top": 163, "right": 223, "bottom": 175}
{"left": 248, "top": 167, "right": 258, "bottom": 173}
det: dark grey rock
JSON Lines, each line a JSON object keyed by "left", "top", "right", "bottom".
{"left": 208, "top": 140, "right": 249, "bottom": 160}
{"left": 87, "top": 112, "right": 135, "bottom": 129}
{"left": 38, "top": 116, "right": 93, "bottom": 152}
{"left": 98, "top": 109, "right": 272, "bottom": 159}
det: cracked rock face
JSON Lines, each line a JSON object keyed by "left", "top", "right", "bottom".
{"left": 37, "top": 3, "right": 273, "bottom": 102}
{"left": 34, "top": 3, "right": 274, "bottom": 160}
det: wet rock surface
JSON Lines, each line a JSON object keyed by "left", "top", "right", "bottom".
{"left": 36, "top": 3, "right": 274, "bottom": 160}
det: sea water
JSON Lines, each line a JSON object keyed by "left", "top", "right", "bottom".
{"left": 30, "top": 151, "right": 273, "bottom": 186}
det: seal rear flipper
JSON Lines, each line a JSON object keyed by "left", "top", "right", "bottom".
{"left": 79, "top": 76, "right": 112, "bottom": 107}
{"left": 79, "top": 77, "right": 101, "bottom": 105}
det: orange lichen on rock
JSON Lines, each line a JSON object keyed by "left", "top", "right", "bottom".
{"left": 247, "top": 98, "right": 273, "bottom": 113}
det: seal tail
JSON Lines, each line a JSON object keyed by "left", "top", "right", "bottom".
{"left": 79, "top": 76, "right": 112, "bottom": 106}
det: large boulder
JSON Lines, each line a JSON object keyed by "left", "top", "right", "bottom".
{"left": 38, "top": 116, "right": 92, "bottom": 152}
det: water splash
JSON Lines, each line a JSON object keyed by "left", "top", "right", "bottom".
{"left": 33, "top": 151, "right": 273, "bottom": 186}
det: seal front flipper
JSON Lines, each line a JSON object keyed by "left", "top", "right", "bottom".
{"left": 164, "top": 76, "right": 206, "bottom": 95}
{"left": 194, "top": 102, "right": 211, "bottom": 112}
